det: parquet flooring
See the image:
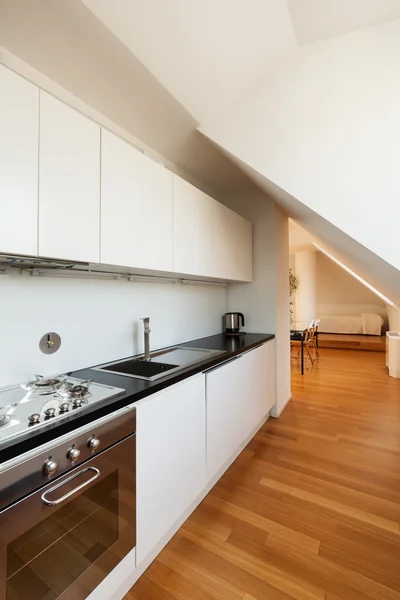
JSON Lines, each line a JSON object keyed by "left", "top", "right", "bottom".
{"left": 126, "top": 349, "right": 400, "bottom": 600}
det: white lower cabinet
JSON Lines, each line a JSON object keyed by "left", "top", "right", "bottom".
{"left": 241, "top": 341, "right": 276, "bottom": 437}
{"left": 206, "top": 341, "right": 275, "bottom": 480}
{"left": 136, "top": 375, "right": 206, "bottom": 566}
{"left": 206, "top": 355, "right": 246, "bottom": 481}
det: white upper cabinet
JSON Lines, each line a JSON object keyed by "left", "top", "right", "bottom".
{"left": 0, "top": 66, "right": 39, "bottom": 256}
{"left": 173, "top": 174, "right": 252, "bottom": 281}
{"left": 173, "top": 175, "right": 213, "bottom": 277}
{"left": 101, "top": 130, "right": 143, "bottom": 268}
{"left": 39, "top": 92, "right": 100, "bottom": 263}
{"left": 1, "top": 67, "right": 251, "bottom": 279}
{"left": 142, "top": 156, "right": 174, "bottom": 272}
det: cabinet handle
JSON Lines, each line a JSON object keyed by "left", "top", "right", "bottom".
{"left": 41, "top": 467, "right": 100, "bottom": 506}
{"left": 204, "top": 354, "right": 242, "bottom": 373}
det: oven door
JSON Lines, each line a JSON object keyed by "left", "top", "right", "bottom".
{"left": 0, "top": 434, "right": 136, "bottom": 600}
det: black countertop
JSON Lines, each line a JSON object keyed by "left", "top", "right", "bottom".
{"left": 0, "top": 333, "right": 274, "bottom": 463}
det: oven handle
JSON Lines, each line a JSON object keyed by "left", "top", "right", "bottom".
{"left": 41, "top": 467, "right": 101, "bottom": 506}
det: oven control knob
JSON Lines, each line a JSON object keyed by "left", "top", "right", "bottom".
{"left": 67, "top": 446, "right": 80, "bottom": 461}
{"left": 43, "top": 458, "right": 58, "bottom": 476}
{"left": 28, "top": 413, "right": 41, "bottom": 424}
{"left": 44, "top": 407, "right": 56, "bottom": 418}
{"left": 59, "top": 402, "right": 70, "bottom": 413}
{"left": 88, "top": 436, "right": 100, "bottom": 451}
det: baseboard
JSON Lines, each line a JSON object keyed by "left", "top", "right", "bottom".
{"left": 269, "top": 393, "right": 292, "bottom": 418}
{"left": 87, "top": 413, "right": 269, "bottom": 600}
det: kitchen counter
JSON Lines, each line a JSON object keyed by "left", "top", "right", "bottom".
{"left": 0, "top": 333, "right": 274, "bottom": 462}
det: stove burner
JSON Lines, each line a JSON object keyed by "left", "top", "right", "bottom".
{"left": 0, "top": 414, "right": 11, "bottom": 427}
{"left": 66, "top": 380, "right": 92, "bottom": 398}
{"left": 36, "top": 378, "right": 62, "bottom": 388}
{"left": 23, "top": 374, "right": 67, "bottom": 395}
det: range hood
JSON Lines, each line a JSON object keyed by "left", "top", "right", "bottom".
{"left": 0, "top": 253, "right": 88, "bottom": 270}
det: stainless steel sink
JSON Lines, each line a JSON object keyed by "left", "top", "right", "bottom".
{"left": 93, "top": 347, "right": 225, "bottom": 381}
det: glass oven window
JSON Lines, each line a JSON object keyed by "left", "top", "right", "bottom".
{"left": 6, "top": 471, "right": 119, "bottom": 600}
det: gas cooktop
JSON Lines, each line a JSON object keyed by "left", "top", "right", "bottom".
{"left": 0, "top": 374, "right": 125, "bottom": 446}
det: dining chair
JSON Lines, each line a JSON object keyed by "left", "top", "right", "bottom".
{"left": 291, "top": 328, "right": 315, "bottom": 366}
{"left": 309, "top": 319, "right": 320, "bottom": 358}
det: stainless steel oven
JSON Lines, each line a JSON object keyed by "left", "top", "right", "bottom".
{"left": 0, "top": 407, "right": 136, "bottom": 600}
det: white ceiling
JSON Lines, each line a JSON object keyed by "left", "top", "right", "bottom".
{"left": 81, "top": 0, "right": 400, "bottom": 124}
{"left": 288, "top": 0, "right": 400, "bottom": 44}
{"left": 80, "top": 0, "right": 297, "bottom": 124}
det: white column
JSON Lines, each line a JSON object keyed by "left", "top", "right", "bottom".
{"left": 221, "top": 191, "right": 290, "bottom": 418}
{"left": 295, "top": 250, "right": 317, "bottom": 326}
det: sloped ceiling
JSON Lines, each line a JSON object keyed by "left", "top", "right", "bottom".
{"left": 80, "top": 0, "right": 297, "bottom": 123}
{"left": 81, "top": 0, "right": 400, "bottom": 124}
{"left": 2, "top": 0, "right": 400, "bottom": 198}
{"left": 288, "top": 0, "right": 400, "bottom": 44}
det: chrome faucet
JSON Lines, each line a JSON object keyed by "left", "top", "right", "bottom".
{"left": 141, "top": 317, "right": 151, "bottom": 361}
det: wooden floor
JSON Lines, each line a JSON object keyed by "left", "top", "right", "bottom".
{"left": 318, "top": 334, "right": 386, "bottom": 352}
{"left": 126, "top": 349, "right": 400, "bottom": 600}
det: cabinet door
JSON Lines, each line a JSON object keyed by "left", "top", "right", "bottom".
{"left": 241, "top": 342, "right": 276, "bottom": 438}
{"left": 101, "top": 130, "right": 142, "bottom": 268}
{"left": 39, "top": 92, "right": 100, "bottom": 262}
{"left": 0, "top": 66, "right": 39, "bottom": 256}
{"left": 136, "top": 375, "right": 206, "bottom": 565}
{"left": 142, "top": 156, "right": 173, "bottom": 271}
{"left": 206, "top": 355, "right": 246, "bottom": 480}
{"left": 173, "top": 175, "right": 213, "bottom": 277}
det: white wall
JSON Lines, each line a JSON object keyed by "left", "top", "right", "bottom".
{"left": 0, "top": 273, "right": 226, "bottom": 387}
{"left": 220, "top": 191, "right": 290, "bottom": 417}
{"left": 294, "top": 251, "right": 317, "bottom": 326}
{"left": 316, "top": 252, "right": 387, "bottom": 324}
{"left": 202, "top": 18, "right": 400, "bottom": 273}
{"left": 388, "top": 305, "right": 400, "bottom": 331}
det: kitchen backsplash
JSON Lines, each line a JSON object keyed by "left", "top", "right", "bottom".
{"left": 0, "top": 272, "right": 226, "bottom": 387}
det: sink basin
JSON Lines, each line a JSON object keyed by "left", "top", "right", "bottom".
{"left": 99, "top": 358, "right": 178, "bottom": 380}
{"left": 93, "top": 347, "right": 225, "bottom": 381}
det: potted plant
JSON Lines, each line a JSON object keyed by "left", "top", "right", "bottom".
{"left": 289, "top": 269, "right": 298, "bottom": 326}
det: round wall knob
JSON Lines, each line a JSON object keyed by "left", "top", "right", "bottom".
{"left": 88, "top": 436, "right": 100, "bottom": 450}
{"left": 43, "top": 458, "right": 58, "bottom": 476}
{"left": 28, "top": 413, "right": 40, "bottom": 424}
{"left": 44, "top": 407, "right": 56, "bottom": 418}
{"left": 67, "top": 446, "right": 80, "bottom": 461}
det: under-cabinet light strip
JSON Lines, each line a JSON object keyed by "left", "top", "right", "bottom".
{"left": 1, "top": 267, "right": 227, "bottom": 287}
{"left": 313, "top": 243, "right": 398, "bottom": 309}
